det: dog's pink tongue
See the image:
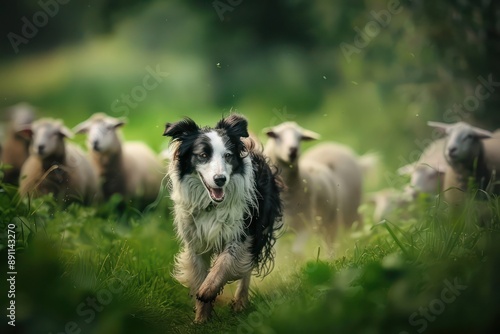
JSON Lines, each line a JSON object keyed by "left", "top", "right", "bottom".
{"left": 210, "top": 188, "right": 225, "bottom": 201}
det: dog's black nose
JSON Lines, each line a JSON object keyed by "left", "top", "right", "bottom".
{"left": 93, "top": 140, "right": 100, "bottom": 151}
{"left": 38, "top": 145, "right": 45, "bottom": 154}
{"left": 214, "top": 175, "right": 226, "bottom": 187}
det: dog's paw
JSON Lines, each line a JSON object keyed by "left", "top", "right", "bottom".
{"left": 194, "top": 299, "right": 213, "bottom": 324}
{"left": 231, "top": 298, "right": 248, "bottom": 313}
{"left": 194, "top": 313, "right": 210, "bottom": 324}
{"left": 196, "top": 282, "right": 220, "bottom": 303}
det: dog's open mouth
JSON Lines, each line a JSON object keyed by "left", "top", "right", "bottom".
{"left": 199, "top": 174, "right": 225, "bottom": 203}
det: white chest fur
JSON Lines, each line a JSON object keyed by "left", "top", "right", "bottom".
{"left": 169, "top": 156, "right": 256, "bottom": 253}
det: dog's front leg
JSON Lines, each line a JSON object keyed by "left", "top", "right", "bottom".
{"left": 195, "top": 299, "right": 213, "bottom": 324}
{"left": 174, "top": 247, "right": 214, "bottom": 323}
{"left": 173, "top": 247, "right": 211, "bottom": 293}
{"left": 232, "top": 271, "right": 252, "bottom": 312}
{"left": 196, "top": 239, "right": 254, "bottom": 304}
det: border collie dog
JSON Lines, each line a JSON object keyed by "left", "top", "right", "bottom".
{"left": 163, "top": 114, "right": 283, "bottom": 323}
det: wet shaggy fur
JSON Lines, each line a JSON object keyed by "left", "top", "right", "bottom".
{"left": 163, "top": 114, "right": 283, "bottom": 323}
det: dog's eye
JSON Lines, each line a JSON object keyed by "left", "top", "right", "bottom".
{"left": 199, "top": 152, "right": 208, "bottom": 160}
{"left": 224, "top": 153, "right": 233, "bottom": 161}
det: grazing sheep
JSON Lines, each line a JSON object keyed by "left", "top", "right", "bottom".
{"left": 73, "top": 113, "right": 163, "bottom": 206}
{"left": 368, "top": 188, "right": 413, "bottom": 223}
{"left": 427, "top": 121, "right": 500, "bottom": 204}
{"left": 264, "top": 122, "right": 366, "bottom": 253}
{"left": 0, "top": 103, "right": 36, "bottom": 185}
{"left": 18, "top": 118, "right": 99, "bottom": 204}
{"left": 398, "top": 138, "right": 448, "bottom": 198}
{"left": 371, "top": 139, "right": 449, "bottom": 222}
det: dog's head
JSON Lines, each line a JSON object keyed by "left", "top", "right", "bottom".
{"left": 163, "top": 114, "right": 249, "bottom": 204}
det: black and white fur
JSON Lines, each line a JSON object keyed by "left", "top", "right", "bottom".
{"left": 163, "top": 114, "right": 283, "bottom": 323}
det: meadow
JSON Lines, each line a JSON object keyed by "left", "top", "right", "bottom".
{"left": 2, "top": 157, "right": 500, "bottom": 334}
{"left": 2, "top": 1, "right": 500, "bottom": 333}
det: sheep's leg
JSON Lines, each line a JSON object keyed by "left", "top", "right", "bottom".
{"left": 197, "top": 239, "right": 253, "bottom": 306}
{"left": 232, "top": 271, "right": 252, "bottom": 312}
{"left": 322, "top": 228, "right": 337, "bottom": 257}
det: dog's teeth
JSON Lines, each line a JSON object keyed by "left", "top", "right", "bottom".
{"left": 210, "top": 188, "right": 225, "bottom": 201}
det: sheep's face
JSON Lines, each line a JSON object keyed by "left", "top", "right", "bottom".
{"left": 86, "top": 121, "right": 122, "bottom": 153}
{"left": 28, "top": 121, "right": 72, "bottom": 158}
{"left": 163, "top": 115, "right": 249, "bottom": 204}
{"left": 428, "top": 121, "right": 493, "bottom": 166}
{"left": 444, "top": 123, "right": 491, "bottom": 165}
{"left": 409, "top": 165, "right": 442, "bottom": 195}
{"left": 265, "top": 122, "right": 320, "bottom": 164}
{"left": 73, "top": 115, "right": 125, "bottom": 154}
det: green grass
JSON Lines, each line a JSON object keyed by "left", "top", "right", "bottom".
{"left": 1, "top": 177, "right": 500, "bottom": 333}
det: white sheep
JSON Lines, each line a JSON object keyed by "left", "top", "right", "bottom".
{"left": 368, "top": 188, "right": 413, "bottom": 223}
{"left": 427, "top": 121, "right": 500, "bottom": 204}
{"left": 398, "top": 138, "right": 448, "bottom": 198}
{"left": 372, "top": 138, "right": 450, "bottom": 222}
{"left": 18, "top": 118, "right": 100, "bottom": 204}
{"left": 0, "top": 103, "right": 36, "bottom": 185}
{"left": 73, "top": 113, "right": 163, "bottom": 206}
{"left": 264, "top": 122, "right": 369, "bottom": 253}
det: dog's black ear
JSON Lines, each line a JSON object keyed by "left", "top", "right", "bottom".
{"left": 163, "top": 118, "right": 199, "bottom": 140}
{"left": 216, "top": 114, "right": 249, "bottom": 138}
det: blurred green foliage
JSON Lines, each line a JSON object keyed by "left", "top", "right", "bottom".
{"left": 1, "top": 0, "right": 499, "bottom": 176}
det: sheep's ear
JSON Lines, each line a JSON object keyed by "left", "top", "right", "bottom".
{"left": 59, "top": 126, "right": 74, "bottom": 139}
{"left": 109, "top": 117, "right": 126, "bottom": 129}
{"left": 263, "top": 127, "right": 278, "bottom": 139}
{"left": 301, "top": 129, "right": 320, "bottom": 141}
{"left": 397, "top": 163, "right": 415, "bottom": 175}
{"left": 427, "top": 121, "right": 452, "bottom": 134}
{"left": 216, "top": 114, "right": 249, "bottom": 138}
{"left": 15, "top": 124, "right": 33, "bottom": 138}
{"left": 471, "top": 126, "right": 493, "bottom": 139}
{"left": 163, "top": 118, "right": 199, "bottom": 139}
{"left": 73, "top": 120, "right": 91, "bottom": 134}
